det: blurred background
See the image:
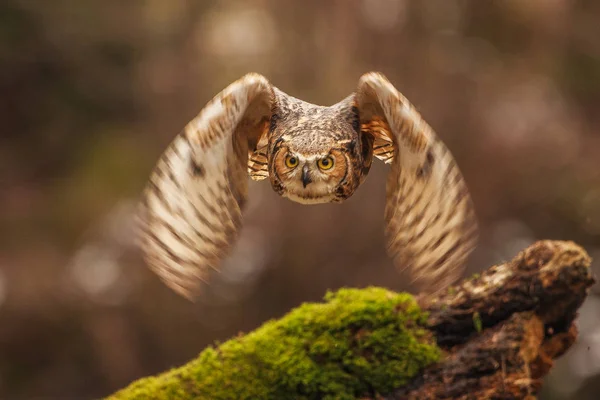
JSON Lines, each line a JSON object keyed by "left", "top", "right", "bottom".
{"left": 1, "top": 0, "right": 599, "bottom": 398}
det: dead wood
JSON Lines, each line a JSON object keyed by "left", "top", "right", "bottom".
{"left": 388, "top": 240, "right": 594, "bottom": 400}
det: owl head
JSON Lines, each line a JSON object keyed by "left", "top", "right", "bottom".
{"left": 267, "top": 95, "right": 373, "bottom": 204}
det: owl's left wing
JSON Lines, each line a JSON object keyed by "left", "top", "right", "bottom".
{"left": 356, "top": 72, "right": 478, "bottom": 293}
{"left": 138, "top": 73, "right": 273, "bottom": 300}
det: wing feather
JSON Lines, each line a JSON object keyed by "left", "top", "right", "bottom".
{"left": 362, "top": 116, "right": 395, "bottom": 164}
{"left": 357, "top": 72, "right": 478, "bottom": 293}
{"left": 138, "top": 73, "right": 273, "bottom": 299}
{"left": 248, "top": 133, "right": 270, "bottom": 180}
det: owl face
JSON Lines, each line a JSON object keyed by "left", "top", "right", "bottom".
{"left": 270, "top": 142, "right": 352, "bottom": 204}
{"left": 265, "top": 100, "right": 372, "bottom": 204}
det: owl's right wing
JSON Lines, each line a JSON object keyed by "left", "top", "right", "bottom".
{"left": 138, "top": 73, "right": 274, "bottom": 300}
{"left": 356, "top": 72, "right": 478, "bottom": 294}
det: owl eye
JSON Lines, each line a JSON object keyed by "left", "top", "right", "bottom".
{"left": 285, "top": 154, "right": 299, "bottom": 168}
{"left": 317, "top": 156, "right": 334, "bottom": 170}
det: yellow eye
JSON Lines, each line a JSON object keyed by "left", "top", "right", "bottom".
{"left": 317, "top": 156, "right": 334, "bottom": 170}
{"left": 285, "top": 154, "right": 299, "bottom": 168}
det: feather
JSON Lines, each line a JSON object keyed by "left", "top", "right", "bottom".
{"left": 356, "top": 72, "right": 478, "bottom": 293}
{"left": 138, "top": 73, "right": 273, "bottom": 300}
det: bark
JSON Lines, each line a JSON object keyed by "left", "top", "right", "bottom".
{"left": 108, "top": 240, "right": 594, "bottom": 400}
{"left": 390, "top": 240, "right": 594, "bottom": 399}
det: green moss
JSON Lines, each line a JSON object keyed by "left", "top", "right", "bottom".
{"left": 107, "top": 287, "right": 440, "bottom": 400}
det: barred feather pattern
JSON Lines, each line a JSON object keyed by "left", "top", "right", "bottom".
{"left": 138, "top": 73, "right": 272, "bottom": 299}
{"left": 247, "top": 134, "right": 269, "bottom": 181}
{"left": 357, "top": 72, "right": 478, "bottom": 293}
{"left": 362, "top": 116, "right": 394, "bottom": 164}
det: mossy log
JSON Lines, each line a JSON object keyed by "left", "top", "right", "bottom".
{"left": 107, "top": 241, "right": 594, "bottom": 400}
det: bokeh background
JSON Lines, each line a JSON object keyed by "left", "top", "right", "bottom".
{"left": 1, "top": 0, "right": 600, "bottom": 398}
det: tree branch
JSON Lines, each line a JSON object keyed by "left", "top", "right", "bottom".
{"left": 391, "top": 240, "right": 593, "bottom": 399}
{"left": 107, "top": 241, "right": 594, "bottom": 400}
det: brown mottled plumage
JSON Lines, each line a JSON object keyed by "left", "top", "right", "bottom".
{"left": 138, "top": 72, "right": 478, "bottom": 300}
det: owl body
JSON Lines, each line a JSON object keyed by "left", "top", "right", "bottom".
{"left": 138, "top": 73, "right": 478, "bottom": 299}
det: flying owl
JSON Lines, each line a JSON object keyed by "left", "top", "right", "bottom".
{"left": 138, "top": 72, "right": 478, "bottom": 300}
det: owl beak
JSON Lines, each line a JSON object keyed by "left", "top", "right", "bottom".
{"left": 301, "top": 165, "right": 312, "bottom": 188}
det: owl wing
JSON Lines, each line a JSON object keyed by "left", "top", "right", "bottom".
{"left": 138, "top": 73, "right": 273, "bottom": 300}
{"left": 356, "top": 72, "right": 478, "bottom": 293}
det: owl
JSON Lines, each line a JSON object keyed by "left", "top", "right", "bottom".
{"left": 138, "top": 72, "right": 478, "bottom": 300}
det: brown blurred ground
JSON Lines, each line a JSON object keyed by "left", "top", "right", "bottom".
{"left": 0, "top": 1, "right": 599, "bottom": 399}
